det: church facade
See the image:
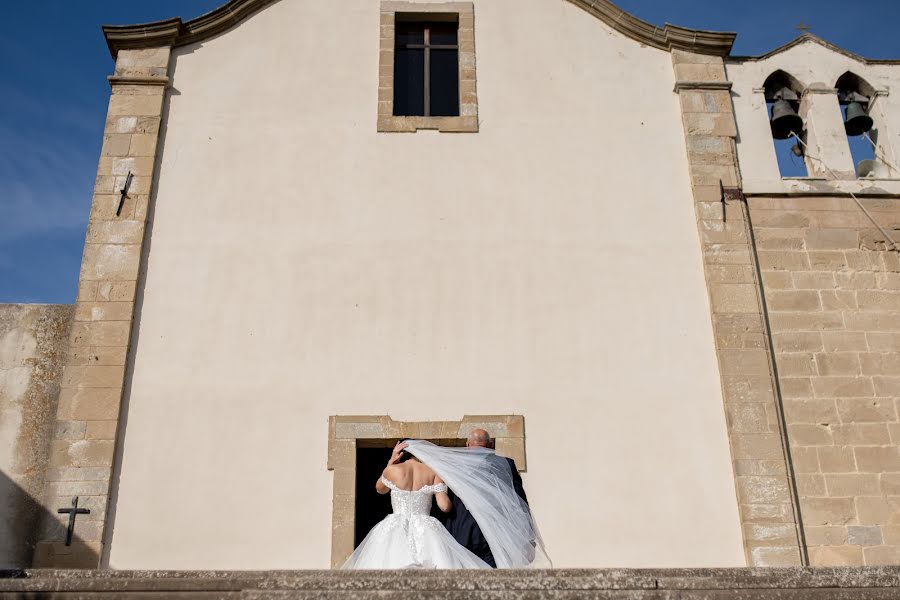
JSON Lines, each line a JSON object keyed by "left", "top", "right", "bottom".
{"left": 2, "top": 0, "right": 900, "bottom": 571}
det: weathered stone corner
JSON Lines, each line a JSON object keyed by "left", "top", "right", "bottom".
{"left": 32, "top": 46, "right": 172, "bottom": 569}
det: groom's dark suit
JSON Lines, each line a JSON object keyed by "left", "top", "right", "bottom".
{"left": 432, "top": 454, "right": 527, "bottom": 568}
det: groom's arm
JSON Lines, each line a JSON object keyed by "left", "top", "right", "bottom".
{"left": 507, "top": 457, "right": 528, "bottom": 504}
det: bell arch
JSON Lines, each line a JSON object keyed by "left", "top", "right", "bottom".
{"left": 763, "top": 70, "right": 805, "bottom": 98}
{"left": 835, "top": 71, "right": 875, "bottom": 99}
{"left": 835, "top": 71, "right": 895, "bottom": 178}
{"left": 762, "top": 70, "right": 808, "bottom": 176}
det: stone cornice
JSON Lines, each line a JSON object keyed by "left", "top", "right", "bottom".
{"left": 102, "top": 0, "right": 736, "bottom": 58}
{"left": 566, "top": 0, "right": 735, "bottom": 56}
{"left": 743, "top": 177, "right": 900, "bottom": 198}
{"left": 102, "top": 0, "right": 279, "bottom": 57}
{"left": 102, "top": 17, "right": 181, "bottom": 57}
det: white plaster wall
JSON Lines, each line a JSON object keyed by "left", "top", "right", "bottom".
{"left": 108, "top": 0, "right": 744, "bottom": 568}
{"left": 728, "top": 40, "right": 900, "bottom": 185}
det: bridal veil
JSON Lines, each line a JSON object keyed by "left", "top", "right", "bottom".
{"left": 405, "top": 440, "right": 552, "bottom": 569}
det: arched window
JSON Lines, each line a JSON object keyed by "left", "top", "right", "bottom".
{"left": 763, "top": 70, "right": 807, "bottom": 177}
{"left": 835, "top": 72, "right": 893, "bottom": 178}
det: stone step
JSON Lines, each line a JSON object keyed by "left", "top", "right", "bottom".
{"left": 1, "top": 568, "right": 898, "bottom": 599}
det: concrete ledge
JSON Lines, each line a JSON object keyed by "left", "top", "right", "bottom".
{"left": 743, "top": 178, "right": 900, "bottom": 198}
{"left": 2, "top": 567, "right": 900, "bottom": 596}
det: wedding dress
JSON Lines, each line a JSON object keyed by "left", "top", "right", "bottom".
{"left": 341, "top": 476, "right": 491, "bottom": 569}
{"left": 404, "top": 440, "right": 552, "bottom": 569}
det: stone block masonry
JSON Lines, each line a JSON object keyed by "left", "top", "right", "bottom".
{"left": 749, "top": 195, "right": 900, "bottom": 566}
{"left": 31, "top": 47, "right": 171, "bottom": 569}
{"left": 673, "top": 51, "right": 805, "bottom": 567}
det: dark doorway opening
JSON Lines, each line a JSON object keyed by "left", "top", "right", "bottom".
{"left": 353, "top": 438, "right": 467, "bottom": 547}
{"left": 354, "top": 446, "right": 394, "bottom": 547}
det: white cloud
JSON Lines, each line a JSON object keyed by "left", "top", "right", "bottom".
{"left": 0, "top": 121, "right": 94, "bottom": 244}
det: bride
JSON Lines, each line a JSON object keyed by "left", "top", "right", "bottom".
{"left": 342, "top": 439, "right": 551, "bottom": 570}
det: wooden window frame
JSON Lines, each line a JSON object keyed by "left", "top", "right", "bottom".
{"left": 394, "top": 20, "right": 459, "bottom": 117}
{"left": 378, "top": 2, "right": 478, "bottom": 133}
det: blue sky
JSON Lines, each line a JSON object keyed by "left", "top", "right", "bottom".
{"left": 1, "top": 0, "right": 898, "bottom": 304}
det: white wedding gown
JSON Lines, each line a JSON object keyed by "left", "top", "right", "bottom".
{"left": 341, "top": 476, "right": 490, "bottom": 569}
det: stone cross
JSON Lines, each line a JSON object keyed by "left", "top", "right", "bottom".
{"left": 57, "top": 496, "right": 90, "bottom": 546}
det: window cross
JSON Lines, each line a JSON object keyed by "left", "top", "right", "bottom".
{"left": 397, "top": 25, "right": 459, "bottom": 117}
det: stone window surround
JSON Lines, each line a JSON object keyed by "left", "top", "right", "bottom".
{"left": 326, "top": 415, "right": 524, "bottom": 567}
{"left": 378, "top": 1, "right": 478, "bottom": 133}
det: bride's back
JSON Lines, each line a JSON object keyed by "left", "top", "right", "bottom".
{"left": 384, "top": 459, "right": 439, "bottom": 491}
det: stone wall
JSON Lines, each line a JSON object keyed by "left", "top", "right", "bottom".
{"left": 32, "top": 46, "right": 170, "bottom": 569}
{"left": 749, "top": 196, "right": 900, "bottom": 566}
{"left": 4, "top": 567, "right": 900, "bottom": 597}
{"left": 0, "top": 304, "right": 73, "bottom": 568}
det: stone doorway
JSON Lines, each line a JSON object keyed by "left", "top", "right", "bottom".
{"left": 327, "top": 415, "right": 525, "bottom": 567}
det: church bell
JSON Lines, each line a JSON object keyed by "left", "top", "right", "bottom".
{"left": 770, "top": 99, "right": 804, "bottom": 139}
{"left": 844, "top": 101, "right": 874, "bottom": 136}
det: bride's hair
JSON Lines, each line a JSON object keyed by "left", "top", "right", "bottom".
{"left": 397, "top": 438, "right": 418, "bottom": 463}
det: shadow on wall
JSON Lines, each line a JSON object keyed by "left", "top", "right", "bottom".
{"left": 0, "top": 470, "right": 99, "bottom": 571}
{"left": 0, "top": 303, "right": 82, "bottom": 570}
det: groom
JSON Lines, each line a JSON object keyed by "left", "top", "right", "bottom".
{"left": 434, "top": 428, "right": 528, "bottom": 568}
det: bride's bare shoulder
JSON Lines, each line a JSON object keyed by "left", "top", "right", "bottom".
{"left": 382, "top": 463, "right": 408, "bottom": 483}
{"left": 412, "top": 462, "right": 440, "bottom": 484}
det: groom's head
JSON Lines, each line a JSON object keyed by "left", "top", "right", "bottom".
{"left": 466, "top": 428, "right": 493, "bottom": 449}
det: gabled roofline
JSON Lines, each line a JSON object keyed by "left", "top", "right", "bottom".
{"left": 102, "top": 0, "right": 736, "bottom": 59}
{"left": 565, "top": 0, "right": 735, "bottom": 55}
{"left": 102, "top": 0, "right": 279, "bottom": 58}
{"left": 728, "top": 33, "right": 900, "bottom": 65}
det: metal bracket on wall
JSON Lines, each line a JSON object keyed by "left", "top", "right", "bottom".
{"left": 116, "top": 171, "right": 133, "bottom": 217}
{"left": 719, "top": 180, "right": 745, "bottom": 223}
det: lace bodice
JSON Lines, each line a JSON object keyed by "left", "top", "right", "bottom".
{"left": 381, "top": 477, "right": 447, "bottom": 518}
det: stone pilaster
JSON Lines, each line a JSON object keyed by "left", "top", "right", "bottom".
{"left": 33, "top": 47, "right": 171, "bottom": 568}
{"left": 799, "top": 86, "right": 856, "bottom": 180}
{"left": 673, "top": 50, "right": 805, "bottom": 567}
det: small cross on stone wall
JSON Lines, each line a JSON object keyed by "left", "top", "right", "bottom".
{"left": 57, "top": 497, "right": 91, "bottom": 546}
